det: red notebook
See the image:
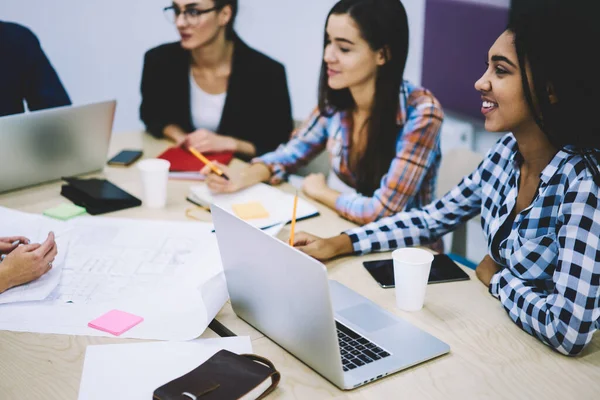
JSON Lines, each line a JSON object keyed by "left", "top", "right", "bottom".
{"left": 157, "top": 147, "right": 234, "bottom": 172}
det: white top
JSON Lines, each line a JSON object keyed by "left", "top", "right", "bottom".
{"left": 189, "top": 70, "right": 227, "bottom": 132}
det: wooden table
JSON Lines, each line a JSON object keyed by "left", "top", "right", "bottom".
{"left": 1, "top": 132, "right": 598, "bottom": 399}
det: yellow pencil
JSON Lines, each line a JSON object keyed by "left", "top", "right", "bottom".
{"left": 289, "top": 192, "right": 298, "bottom": 246}
{"left": 188, "top": 147, "right": 230, "bottom": 180}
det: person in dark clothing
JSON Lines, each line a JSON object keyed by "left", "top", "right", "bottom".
{"left": 0, "top": 21, "right": 71, "bottom": 117}
{"left": 140, "top": 0, "right": 293, "bottom": 157}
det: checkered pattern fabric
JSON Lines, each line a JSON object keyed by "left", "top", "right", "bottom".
{"left": 253, "top": 81, "right": 443, "bottom": 224}
{"left": 346, "top": 134, "right": 600, "bottom": 355}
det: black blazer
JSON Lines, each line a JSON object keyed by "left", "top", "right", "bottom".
{"left": 139, "top": 35, "right": 293, "bottom": 156}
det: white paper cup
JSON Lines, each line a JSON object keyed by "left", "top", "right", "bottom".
{"left": 392, "top": 248, "right": 434, "bottom": 311}
{"left": 137, "top": 159, "right": 170, "bottom": 208}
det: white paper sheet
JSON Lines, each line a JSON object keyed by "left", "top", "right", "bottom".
{"left": 189, "top": 183, "right": 319, "bottom": 229}
{"left": 262, "top": 222, "right": 285, "bottom": 237}
{"left": 0, "top": 213, "right": 228, "bottom": 340}
{"left": 78, "top": 336, "right": 252, "bottom": 400}
{"left": 0, "top": 207, "right": 71, "bottom": 304}
{"left": 169, "top": 171, "right": 206, "bottom": 180}
{"left": 45, "top": 216, "right": 222, "bottom": 305}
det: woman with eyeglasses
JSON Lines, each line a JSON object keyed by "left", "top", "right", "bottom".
{"left": 140, "top": 0, "right": 293, "bottom": 158}
{"left": 202, "top": 0, "right": 444, "bottom": 227}
{"left": 291, "top": 0, "right": 600, "bottom": 355}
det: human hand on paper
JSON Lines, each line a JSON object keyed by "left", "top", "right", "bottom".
{"left": 185, "top": 129, "right": 236, "bottom": 153}
{"left": 201, "top": 162, "right": 244, "bottom": 193}
{"left": 0, "top": 236, "right": 30, "bottom": 254}
{"left": 292, "top": 232, "right": 353, "bottom": 261}
{"left": 302, "top": 173, "right": 329, "bottom": 199}
{"left": 0, "top": 232, "right": 57, "bottom": 293}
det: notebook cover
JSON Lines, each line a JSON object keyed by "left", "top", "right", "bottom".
{"left": 157, "top": 147, "right": 234, "bottom": 172}
{"left": 153, "top": 350, "right": 280, "bottom": 400}
{"left": 60, "top": 178, "right": 141, "bottom": 215}
{"left": 62, "top": 178, "right": 141, "bottom": 202}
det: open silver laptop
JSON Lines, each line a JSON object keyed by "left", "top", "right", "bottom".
{"left": 0, "top": 100, "right": 116, "bottom": 193}
{"left": 211, "top": 204, "right": 450, "bottom": 390}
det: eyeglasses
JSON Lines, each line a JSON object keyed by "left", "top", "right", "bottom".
{"left": 163, "top": 5, "right": 219, "bottom": 26}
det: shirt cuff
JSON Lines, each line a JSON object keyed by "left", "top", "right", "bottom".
{"left": 343, "top": 227, "right": 372, "bottom": 255}
{"left": 488, "top": 269, "right": 503, "bottom": 298}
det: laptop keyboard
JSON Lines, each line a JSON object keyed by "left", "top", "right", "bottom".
{"left": 336, "top": 321, "right": 391, "bottom": 371}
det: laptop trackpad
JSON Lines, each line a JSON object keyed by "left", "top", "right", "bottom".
{"left": 338, "top": 303, "right": 398, "bottom": 333}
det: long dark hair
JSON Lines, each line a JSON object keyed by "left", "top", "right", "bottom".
{"left": 214, "top": 0, "right": 237, "bottom": 40}
{"left": 317, "top": 0, "right": 409, "bottom": 195}
{"left": 508, "top": 0, "right": 600, "bottom": 179}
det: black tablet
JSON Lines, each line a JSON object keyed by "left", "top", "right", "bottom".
{"left": 363, "top": 254, "right": 470, "bottom": 288}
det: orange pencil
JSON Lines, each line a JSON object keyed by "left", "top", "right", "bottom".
{"left": 188, "top": 147, "right": 230, "bottom": 180}
{"left": 289, "top": 192, "right": 298, "bottom": 246}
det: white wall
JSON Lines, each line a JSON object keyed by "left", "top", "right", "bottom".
{"left": 0, "top": 0, "right": 427, "bottom": 132}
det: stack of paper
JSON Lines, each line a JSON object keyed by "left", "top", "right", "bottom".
{"left": 0, "top": 208, "right": 228, "bottom": 341}
{"left": 188, "top": 183, "right": 319, "bottom": 229}
{"left": 78, "top": 337, "right": 252, "bottom": 400}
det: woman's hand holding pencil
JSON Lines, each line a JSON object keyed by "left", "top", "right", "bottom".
{"left": 188, "top": 147, "right": 230, "bottom": 180}
{"left": 200, "top": 157, "right": 272, "bottom": 195}
{"left": 199, "top": 158, "right": 257, "bottom": 194}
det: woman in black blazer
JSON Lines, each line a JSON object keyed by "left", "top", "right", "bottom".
{"left": 140, "top": 0, "right": 293, "bottom": 157}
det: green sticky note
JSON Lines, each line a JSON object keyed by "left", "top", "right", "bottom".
{"left": 43, "top": 203, "right": 87, "bottom": 220}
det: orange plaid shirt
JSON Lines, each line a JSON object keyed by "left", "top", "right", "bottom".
{"left": 254, "top": 81, "right": 444, "bottom": 224}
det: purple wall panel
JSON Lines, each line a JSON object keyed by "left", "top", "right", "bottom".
{"left": 422, "top": 0, "right": 509, "bottom": 120}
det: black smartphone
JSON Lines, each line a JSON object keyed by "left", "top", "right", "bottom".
{"left": 363, "top": 254, "right": 470, "bottom": 288}
{"left": 107, "top": 150, "right": 143, "bottom": 166}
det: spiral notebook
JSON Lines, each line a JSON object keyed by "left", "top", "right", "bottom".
{"left": 188, "top": 183, "right": 319, "bottom": 229}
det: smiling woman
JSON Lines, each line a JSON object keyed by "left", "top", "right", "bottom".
{"left": 292, "top": 0, "right": 600, "bottom": 356}
{"left": 201, "top": 0, "right": 445, "bottom": 228}
{"left": 139, "top": 0, "right": 293, "bottom": 158}
{"left": 475, "top": 32, "right": 535, "bottom": 135}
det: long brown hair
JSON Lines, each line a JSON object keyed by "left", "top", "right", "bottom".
{"left": 317, "top": 0, "right": 409, "bottom": 195}
{"left": 508, "top": 0, "right": 600, "bottom": 182}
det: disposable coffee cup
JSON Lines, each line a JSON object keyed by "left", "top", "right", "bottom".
{"left": 392, "top": 248, "right": 434, "bottom": 311}
{"left": 137, "top": 159, "right": 170, "bottom": 208}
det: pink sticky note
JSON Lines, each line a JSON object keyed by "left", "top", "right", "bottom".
{"left": 88, "top": 309, "right": 144, "bottom": 336}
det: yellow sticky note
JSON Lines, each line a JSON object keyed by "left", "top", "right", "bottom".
{"left": 231, "top": 202, "right": 270, "bottom": 220}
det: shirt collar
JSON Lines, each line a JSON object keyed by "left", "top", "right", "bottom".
{"left": 506, "top": 133, "right": 573, "bottom": 185}
{"left": 539, "top": 147, "right": 574, "bottom": 185}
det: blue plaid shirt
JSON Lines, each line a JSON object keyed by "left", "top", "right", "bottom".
{"left": 346, "top": 134, "right": 600, "bottom": 355}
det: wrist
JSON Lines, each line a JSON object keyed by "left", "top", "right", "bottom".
{"left": 247, "top": 163, "right": 272, "bottom": 184}
{"left": 476, "top": 267, "right": 494, "bottom": 286}
{"left": 312, "top": 186, "right": 328, "bottom": 201}
{"left": 0, "top": 265, "right": 13, "bottom": 293}
{"left": 164, "top": 125, "right": 186, "bottom": 144}
{"left": 224, "top": 136, "right": 238, "bottom": 153}
{"left": 318, "top": 186, "right": 337, "bottom": 204}
{"left": 331, "top": 234, "right": 353, "bottom": 257}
